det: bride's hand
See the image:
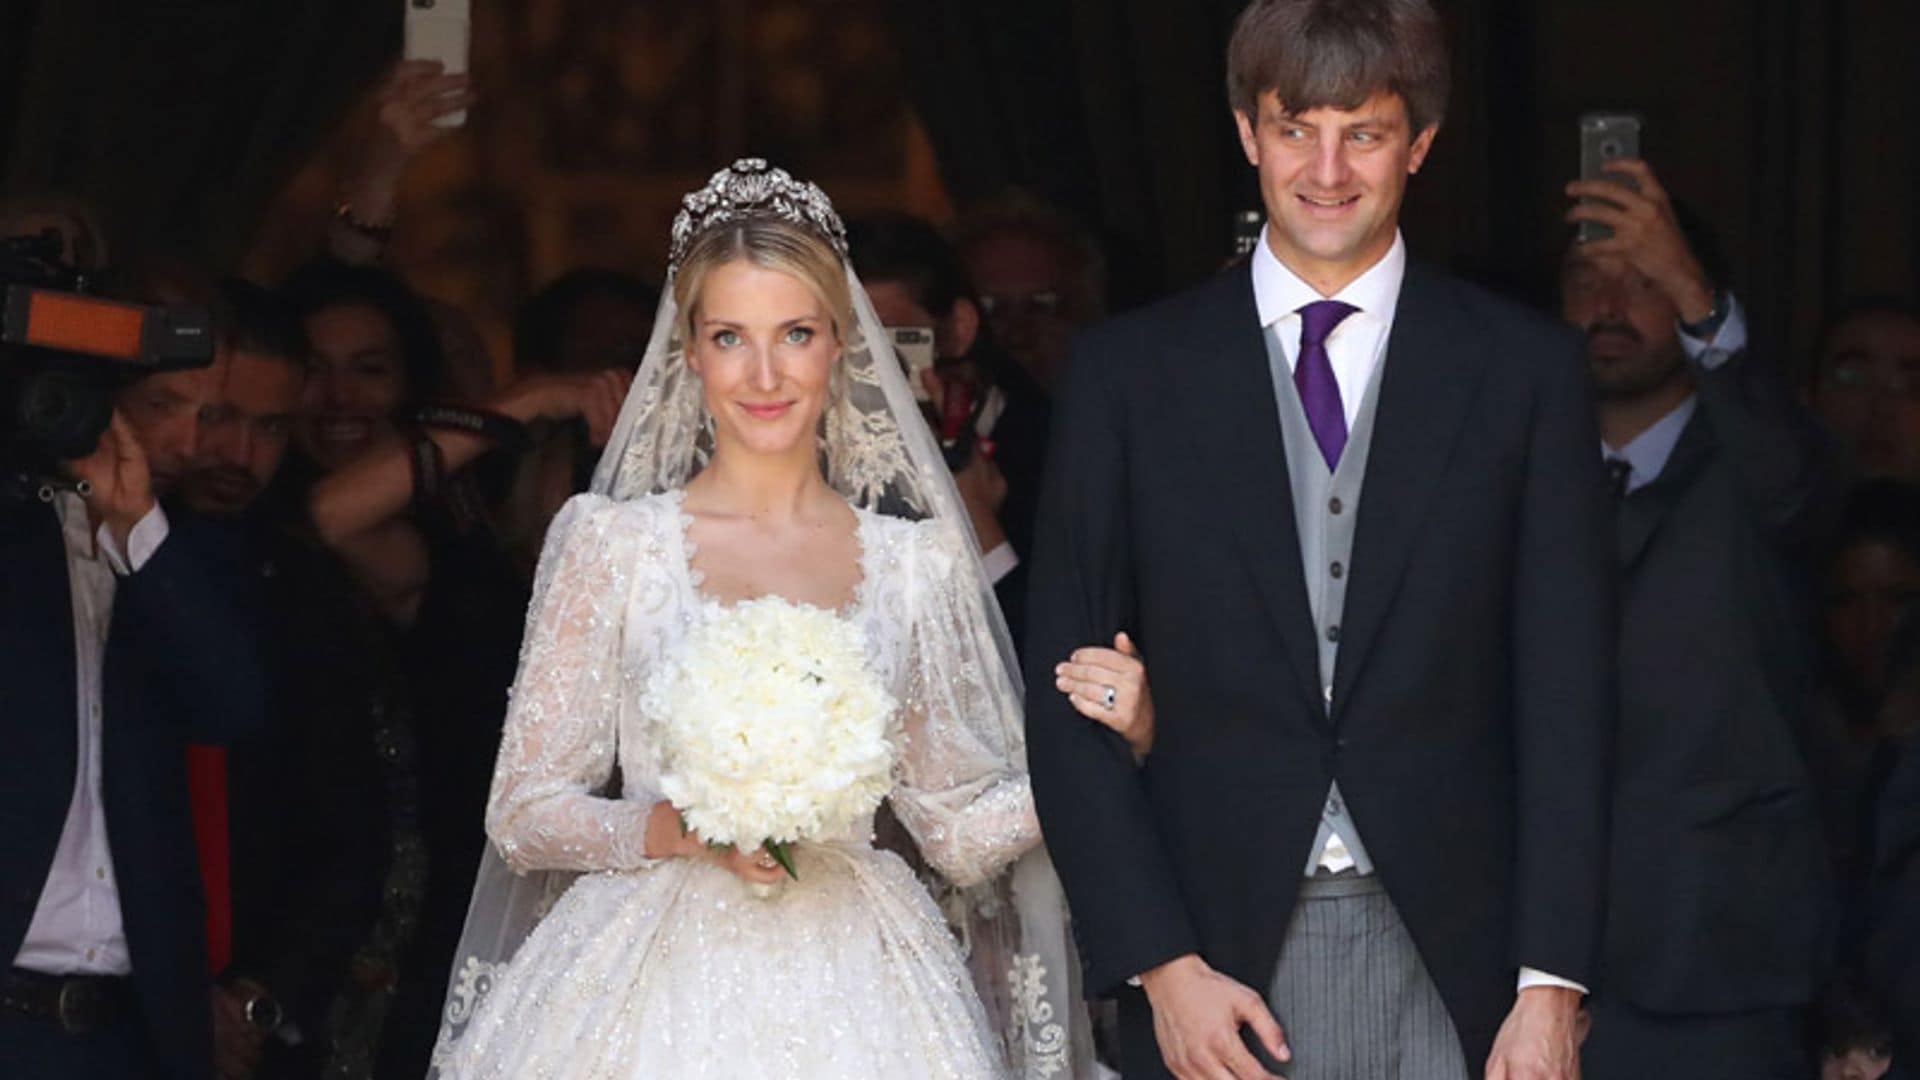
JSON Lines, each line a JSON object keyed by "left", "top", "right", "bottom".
{"left": 643, "top": 803, "right": 788, "bottom": 885}
{"left": 707, "top": 844, "right": 790, "bottom": 887}
{"left": 1056, "top": 632, "right": 1155, "bottom": 760}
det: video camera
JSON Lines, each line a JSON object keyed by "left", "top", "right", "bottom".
{"left": 1, "top": 231, "right": 212, "bottom": 501}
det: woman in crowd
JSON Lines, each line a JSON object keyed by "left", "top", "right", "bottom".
{"left": 278, "top": 258, "right": 624, "bottom": 1076}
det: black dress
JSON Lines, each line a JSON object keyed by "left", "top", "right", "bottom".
{"left": 373, "top": 502, "right": 529, "bottom": 1080}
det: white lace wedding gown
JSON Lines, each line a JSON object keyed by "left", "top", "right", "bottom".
{"left": 431, "top": 491, "right": 1045, "bottom": 1079}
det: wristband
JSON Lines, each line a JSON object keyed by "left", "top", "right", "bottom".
{"left": 332, "top": 201, "right": 394, "bottom": 244}
{"left": 412, "top": 404, "right": 533, "bottom": 455}
{"left": 405, "top": 427, "right": 445, "bottom": 512}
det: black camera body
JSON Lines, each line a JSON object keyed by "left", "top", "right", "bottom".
{"left": 1, "top": 232, "right": 212, "bottom": 500}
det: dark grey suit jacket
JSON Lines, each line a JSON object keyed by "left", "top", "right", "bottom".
{"left": 1602, "top": 342, "right": 1837, "bottom": 1014}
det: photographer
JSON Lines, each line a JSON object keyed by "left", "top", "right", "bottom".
{"left": 172, "top": 279, "right": 402, "bottom": 1080}
{"left": 846, "top": 211, "right": 1051, "bottom": 642}
{"left": 1, "top": 273, "right": 268, "bottom": 1078}
{"left": 1561, "top": 158, "right": 1836, "bottom": 1078}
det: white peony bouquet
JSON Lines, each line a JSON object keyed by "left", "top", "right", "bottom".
{"left": 645, "top": 597, "right": 898, "bottom": 885}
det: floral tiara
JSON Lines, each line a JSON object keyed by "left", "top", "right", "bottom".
{"left": 667, "top": 159, "right": 849, "bottom": 275}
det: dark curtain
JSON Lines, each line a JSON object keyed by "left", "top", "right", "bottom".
{"left": 1, "top": 0, "right": 397, "bottom": 271}
{"left": 3, "top": 0, "right": 1912, "bottom": 351}
{"left": 898, "top": 0, "right": 1920, "bottom": 358}
{"left": 890, "top": 0, "right": 1250, "bottom": 307}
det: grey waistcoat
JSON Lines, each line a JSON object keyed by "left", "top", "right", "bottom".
{"left": 1262, "top": 322, "right": 1388, "bottom": 877}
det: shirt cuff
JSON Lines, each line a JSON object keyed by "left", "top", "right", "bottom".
{"left": 1516, "top": 966, "right": 1588, "bottom": 995}
{"left": 980, "top": 541, "right": 1020, "bottom": 586}
{"left": 95, "top": 504, "right": 169, "bottom": 576}
{"left": 1676, "top": 293, "right": 1747, "bottom": 370}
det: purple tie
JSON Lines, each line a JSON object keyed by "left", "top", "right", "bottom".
{"left": 1295, "top": 300, "right": 1358, "bottom": 470}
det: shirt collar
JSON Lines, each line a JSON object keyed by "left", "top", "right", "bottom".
{"left": 1252, "top": 226, "right": 1407, "bottom": 331}
{"left": 1605, "top": 395, "right": 1699, "bottom": 490}
{"left": 53, "top": 491, "right": 97, "bottom": 559}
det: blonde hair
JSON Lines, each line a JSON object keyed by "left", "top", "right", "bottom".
{"left": 672, "top": 216, "right": 854, "bottom": 344}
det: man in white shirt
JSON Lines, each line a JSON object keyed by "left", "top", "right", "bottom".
{"left": 1, "top": 357, "right": 267, "bottom": 1079}
{"left": 1026, "top": 2, "right": 1612, "bottom": 1078}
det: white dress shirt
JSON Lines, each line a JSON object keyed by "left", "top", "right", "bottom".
{"left": 1604, "top": 397, "right": 1699, "bottom": 496}
{"left": 1254, "top": 228, "right": 1400, "bottom": 877}
{"left": 1251, "top": 226, "right": 1404, "bottom": 421}
{"left": 1251, "top": 228, "right": 1585, "bottom": 996}
{"left": 12, "top": 496, "right": 169, "bottom": 976}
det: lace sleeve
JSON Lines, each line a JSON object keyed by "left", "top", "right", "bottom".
{"left": 485, "top": 494, "right": 657, "bottom": 874}
{"left": 888, "top": 523, "right": 1042, "bottom": 888}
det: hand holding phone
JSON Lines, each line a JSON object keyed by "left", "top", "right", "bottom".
{"left": 404, "top": 0, "right": 471, "bottom": 130}
{"left": 1575, "top": 112, "right": 1642, "bottom": 244}
{"left": 889, "top": 327, "right": 937, "bottom": 404}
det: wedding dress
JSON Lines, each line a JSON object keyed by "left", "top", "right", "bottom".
{"left": 429, "top": 161, "right": 1090, "bottom": 1079}
{"left": 431, "top": 492, "right": 1041, "bottom": 1078}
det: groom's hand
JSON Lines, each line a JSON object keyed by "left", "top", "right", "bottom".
{"left": 1139, "top": 953, "right": 1289, "bottom": 1080}
{"left": 1485, "top": 986, "right": 1581, "bottom": 1080}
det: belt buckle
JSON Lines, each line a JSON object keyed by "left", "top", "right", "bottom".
{"left": 55, "top": 979, "right": 99, "bottom": 1035}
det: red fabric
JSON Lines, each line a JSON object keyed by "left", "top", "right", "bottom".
{"left": 184, "top": 745, "right": 231, "bottom": 974}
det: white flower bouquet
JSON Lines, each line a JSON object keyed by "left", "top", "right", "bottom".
{"left": 645, "top": 597, "right": 897, "bottom": 886}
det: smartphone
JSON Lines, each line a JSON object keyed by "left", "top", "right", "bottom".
{"left": 889, "top": 327, "right": 937, "bottom": 402}
{"left": 404, "top": 0, "right": 471, "bottom": 129}
{"left": 1577, "top": 112, "right": 1642, "bottom": 243}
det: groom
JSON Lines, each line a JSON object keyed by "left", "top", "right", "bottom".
{"left": 1025, "top": 2, "right": 1614, "bottom": 1077}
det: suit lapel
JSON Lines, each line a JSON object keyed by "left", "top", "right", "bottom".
{"left": 1615, "top": 408, "right": 1712, "bottom": 568}
{"left": 1161, "top": 264, "right": 1328, "bottom": 723}
{"left": 1, "top": 501, "right": 80, "bottom": 787}
{"left": 1331, "top": 266, "right": 1488, "bottom": 714}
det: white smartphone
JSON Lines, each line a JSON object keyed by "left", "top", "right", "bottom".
{"left": 889, "top": 327, "right": 937, "bottom": 402}
{"left": 404, "top": 0, "right": 471, "bottom": 129}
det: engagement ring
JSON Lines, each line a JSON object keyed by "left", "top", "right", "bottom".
{"left": 1102, "top": 686, "right": 1117, "bottom": 710}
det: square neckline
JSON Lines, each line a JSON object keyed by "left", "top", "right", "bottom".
{"left": 663, "top": 488, "right": 876, "bottom": 620}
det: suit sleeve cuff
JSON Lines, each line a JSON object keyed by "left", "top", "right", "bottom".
{"left": 1676, "top": 293, "right": 1747, "bottom": 369}
{"left": 980, "top": 540, "right": 1020, "bottom": 585}
{"left": 1517, "top": 966, "right": 1588, "bottom": 995}
{"left": 95, "top": 504, "right": 170, "bottom": 576}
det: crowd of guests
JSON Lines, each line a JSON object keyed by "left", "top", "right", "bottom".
{"left": 1, "top": 52, "right": 1916, "bottom": 1080}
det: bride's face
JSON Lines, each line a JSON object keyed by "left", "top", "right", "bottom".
{"left": 686, "top": 259, "right": 842, "bottom": 461}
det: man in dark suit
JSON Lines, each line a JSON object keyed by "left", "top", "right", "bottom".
{"left": 2, "top": 360, "right": 267, "bottom": 1078}
{"left": 1868, "top": 715, "right": 1920, "bottom": 1072}
{"left": 848, "top": 211, "right": 1052, "bottom": 643}
{"left": 1559, "top": 159, "right": 1835, "bottom": 1078}
{"left": 177, "top": 279, "right": 392, "bottom": 1080}
{"left": 1025, "top": 2, "right": 1613, "bottom": 1078}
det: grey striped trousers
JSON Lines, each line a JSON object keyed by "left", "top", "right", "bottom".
{"left": 1265, "top": 874, "right": 1469, "bottom": 1080}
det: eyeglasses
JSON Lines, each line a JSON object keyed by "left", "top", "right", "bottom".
{"left": 1818, "top": 363, "right": 1920, "bottom": 398}
{"left": 978, "top": 290, "right": 1064, "bottom": 319}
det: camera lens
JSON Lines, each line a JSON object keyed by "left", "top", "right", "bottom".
{"left": 1601, "top": 140, "right": 1623, "bottom": 159}
{"left": 5, "top": 364, "right": 115, "bottom": 461}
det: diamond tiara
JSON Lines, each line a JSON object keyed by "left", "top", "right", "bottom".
{"left": 667, "top": 159, "right": 850, "bottom": 274}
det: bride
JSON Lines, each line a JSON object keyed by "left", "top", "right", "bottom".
{"left": 427, "top": 161, "right": 1109, "bottom": 1079}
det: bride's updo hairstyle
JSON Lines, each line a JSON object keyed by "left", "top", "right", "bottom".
{"left": 671, "top": 215, "right": 855, "bottom": 349}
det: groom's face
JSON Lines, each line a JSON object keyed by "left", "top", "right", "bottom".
{"left": 1236, "top": 90, "right": 1436, "bottom": 289}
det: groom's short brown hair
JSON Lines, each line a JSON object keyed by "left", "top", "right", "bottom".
{"left": 1226, "top": 0, "right": 1451, "bottom": 135}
